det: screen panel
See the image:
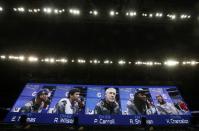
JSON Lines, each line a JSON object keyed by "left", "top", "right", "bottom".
{"left": 4, "top": 83, "right": 191, "bottom": 126}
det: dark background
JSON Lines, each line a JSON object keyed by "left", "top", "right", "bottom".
{"left": 0, "top": 0, "right": 199, "bottom": 120}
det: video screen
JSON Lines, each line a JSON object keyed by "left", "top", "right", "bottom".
{"left": 4, "top": 83, "right": 191, "bottom": 125}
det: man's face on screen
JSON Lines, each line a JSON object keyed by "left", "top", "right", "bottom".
{"left": 137, "top": 92, "right": 147, "bottom": 102}
{"left": 157, "top": 96, "right": 163, "bottom": 103}
{"left": 105, "top": 89, "right": 116, "bottom": 103}
{"left": 71, "top": 92, "right": 80, "bottom": 101}
{"left": 39, "top": 93, "right": 48, "bottom": 102}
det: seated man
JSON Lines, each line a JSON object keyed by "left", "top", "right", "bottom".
{"left": 127, "top": 89, "right": 157, "bottom": 115}
{"left": 53, "top": 88, "right": 84, "bottom": 114}
{"left": 19, "top": 89, "right": 50, "bottom": 113}
{"left": 156, "top": 95, "right": 180, "bottom": 115}
{"left": 94, "top": 88, "right": 121, "bottom": 115}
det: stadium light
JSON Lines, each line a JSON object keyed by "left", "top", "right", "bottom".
{"left": 49, "top": 58, "right": 55, "bottom": 63}
{"left": 149, "top": 13, "right": 153, "bottom": 18}
{"left": 0, "top": 55, "right": 6, "bottom": 59}
{"left": 182, "top": 61, "right": 198, "bottom": 66}
{"left": 164, "top": 60, "right": 179, "bottom": 66}
{"left": 142, "top": 13, "right": 148, "bottom": 17}
{"left": 44, "top": 58, "right": 49, "bottom": 62}
{"left": 167, "top": 14, "right": 176, "bottom": 20}
{"left": 33, "top": 9, "right": 39, "bottom": 13}
{"left": 109, "top": 10, "right": 118, "bottom": 16}
{"left": 0, "top": 6, "right": 3, "bottom": 12}
{"left": 77, "top": 59, "right": 86, "bottom": 64}
{"left": 104, "top": 60, "right": 113, "bottom": 64}
{"left": 28, "top": 56, "right": 38, "bottom": 62}
{"left": 155, "top": 12, "right": 163, "bottom": 18}
{"left": 54, "top": 9, "right": 58, "bottom": 14}
{"left": 180, "top": 14, "right": 191, "bottom": 19}
{"left": 43, "top": 8, "right": 52, "bottom": 14}
{"left": 18, "top": 7, "right": 25, "bottom": 12}
{"left": 57, "top": 58, "right": 68, "bottom": 63}
{"left": 135, "top": 61, "right": 143, "bottom": 65}
{"left": 126, "top": 11, "right": 137, "bottom": 17}
{"left": 145, "top": 61, "right": 154, "bottom": 66}
{"left": 90, "top": 10, "right": 98, "bottom": 16}
{"left": 154, "top": 62, "right": 162, "bottom": 65}
{"left": 93, "top": 59, "right": 100, "bottom": 64}
{"left": 19, "top": 56, "right": 25, "bottom": 61}
{"left": 28, "top": 9, "right": 33, "bottom": 13}
{"left": 118, "top": 60, "right": 126, "bottom": 65}
{"left": 69, "top": 8, "right": 80, "bottom": 15}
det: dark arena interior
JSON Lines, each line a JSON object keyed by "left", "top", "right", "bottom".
{"left": 0, "top": 0, "right": 199, "bottom": 130}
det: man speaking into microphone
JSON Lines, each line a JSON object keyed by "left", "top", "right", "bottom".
{"left": 53, "top": 88, "right": 85, "bottom": 114}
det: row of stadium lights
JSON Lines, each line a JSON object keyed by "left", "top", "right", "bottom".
{"left": 0, "top": 55, "right": 199, "bottom": 67}
{"left": 0, "top": 6, "right": 193, "bottom": 20}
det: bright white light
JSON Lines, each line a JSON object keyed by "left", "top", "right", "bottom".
{"left": 33, "top": 9, "right": 38, "bottom": 13}
{"left": 69, "top": 9, "right": 80, "bottom": 15}
{"left": 19, "top": 56, "right": 25, "bottom": 61}
{"left": 77, "top": 59, "right": 86, "bottom": 64}
{"left": 71, "top": 59, "right": 75, "bottom": 62}
{"left": 118, "top": 60, "right": 126, "bottom": 65}
{"left": 182, "top": 61, "right": 198, "bottom": 66}
{"left": 180, "top": 14, "right": 191, "bottom": 19}
{"left": 90, "top": 10, "right": 98, "bottom": 16}
{"left": 104, "top": 60, "right": 110, "bottom": 64}
{"left": 0, "top": 7, "right": 3, "bottom": 11}
{"left": 154, "top": 62, "right": 162, "bottom": 65}
{"left": 60, "top": 59, "right": 67, "bottom": 63}
{"left": 13, "top": 8, "right": 17, "bottom": 11}
{"left": 54, "top": 9, "right": 58, "bottom": 14}
{"left": 0, "top": 55, "right": 6, "bottom": 59}
{"left": 149, "top": 13, "right": 153, "bottom": 18}
{"left": 171, "top": 15, "right": 176, "bottom": 20}
{"left": 130, "top": 12, "right": 136, "bottom": 16}
{"left": 191, "top": 61, "right": 197, "bottom": 65}
{"left": 9, "top": 55, "right": 14, "bottom": 59}
{"left": 167, "top": 14, "right": 176, "bottom": 20}
{"left": 44, "top": 58, "right": 49, "bottom": 62}
{"left": 155, "top": 13, "right": 163, "bottom": 18}
{"left": 44, "top": 58, "right": 55, "bottom": 63}
{"left": 128, "top": 62, "right": 132, "bottom": 64}
{"left": 28, "top": 9, "right": 33, "bottom": 12}
{"left": 135, "top": 61, "right": 143, "bottom": 65}
{"left": 146, "top": 61, "right": 153, "bottom": 66}
{"left": 49, "top": 58, "right": 55, "bottom": 63}
{"left": 180, "top": 14, "right": 187, "bottom": 19}
{"left": 9, "top": 56, "right": 19, "bottom": 60}
{"left": 56, "top": 58, "right": 68, "bottom": 63}
{"left": 164, "top": 60, "right": 179, "bottom": 66}
{"left": 28, "top": 56, "right": 38, "bottom": 62}
{"left": 43, "top": 8, "right": 52, "bottom": 14}
{"left": 126, "top": 11, "right": 137, "bottom": 17}
{"left": 18, "top": 7, "right": 25, "bottom": 12}
{"left": 93, "top": 10, "right": 98, "bottom": 15}
{"left": 93, "top": 59, "right": 98, "bottom": 64}
{"left": 110, "top": 10, "right": 115, "bottom": 16}
{"left": 142, "top": 13, "right": 147, "bottom": 17}
{"left": 109, "top": 10, "right": 119, "bottom": 16}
